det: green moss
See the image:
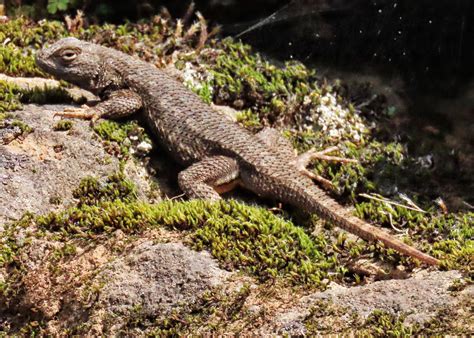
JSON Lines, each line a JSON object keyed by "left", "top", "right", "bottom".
{"left": 0, "top": 18, "right": 66, "bottom": 76}
{"left": 1, "top": 77, "right": 78, "bottom": 110}
{"left": 304, "top": 301, "right": 473, "bottom": 336}
{"left": 204, "top": 39, "right": 318, "bottom": 127}
{"left": 20, "top": 85, "right": 77, "bottom": 105}
{"left": 11, "top": 119, "right": 33, "bottom": 134}
{"left": 355, "top": 200, "right": 473, "bottom": 270}
{"left": 71, "top": 172, "right": 137, "bottom": 206}
{"left": 53, "top": 119, "right": 73, "bottom": 131}
{"left": 235, "top": 109, "right": 261, "bottom": 129}
{"left": 360, "top": 310, "right": 415, "bottom": 337}
{"left": 35, "top": 198, "right": 335, "bottom": 285}
{"left": 142, "top": 285, "right": 252, "bottom": 335}
{"left": 0, "top": 80, "right": 22, "bottom": 113}
{"left": 92, "top": 120, "right": 150, "bottom": 157}
{"left": 3, "top": 166, "right": 334, "bottom": 286}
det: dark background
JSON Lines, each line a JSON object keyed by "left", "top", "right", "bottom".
{"left": 17, "top": 0, "right": 471, "bottom": 97}
{"left": 6, "top": 0, "right": 474, "bottom": 202}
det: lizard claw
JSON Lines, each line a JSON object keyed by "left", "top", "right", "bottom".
{"left": 293, "top": 145, "right": 356, "bottom": 191}
{"left": 53, "top": 105, "right": 102, "bottom": 125}
{"left": 295, "top": 146, "right": 358, "bottom": 168}
{"left": 300, "top": 168, "right": 335, "bottom": 190}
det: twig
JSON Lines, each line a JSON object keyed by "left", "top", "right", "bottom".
{"left": 398, "top": 193, "right": 426, "bottom": 212}
{"left": 387, "top": 212, "right": 407, "bottom": 233}
{"left": 462, "top": 200, "right": 474, "bottom": 210}
{"left": 169, "top": 193, "right": 185, "bottom": 200}
{"left": 359, "top": 193, "right": 427, "bottom": 213}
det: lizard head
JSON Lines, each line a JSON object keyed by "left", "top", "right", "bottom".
{"left": 36, "top": 37, "right": 108, "bottom": 91}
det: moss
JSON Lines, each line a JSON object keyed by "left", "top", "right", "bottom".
{"left": 235, "top": 109, "right": 261, "bottom": 129}
{"left": 92, "top": 120, "right": 151, "bottom": 158}
{"left": 0, "top": 77, "right": 78, "bottom": 118}
{"left": 0, "top": 80, "right": 22, "bottom": 113}
{"left": 20, "top": 85, "right": 77, "bottom": 105}
{"left": 10, "top": 119, "right": 33, "bottom": 134}
{"left": 0, "top": 18, "right": 66, "bottom": 76}
{"left": 123, "top": 284, "right": 253, "bottom": 335}
{"left": 304, "top": 301, "right": 473, "bottom": 336}
{"left": 35, "top": 198, "right": 335, "bottom": 286}
{"left": 1, "top": 169, "right": 336, "bottom": 287}
{"left": 360, "top": 310, "right": 415, "bottom": 337}
{"left": 53, "top": 120, "right": 73, "bottom": 131}
{"left": 355, "top": 200, "right": 473, "bottom": 271}
{"left": 71, "top": 172, "right": 138, "bottom": 206}
{"left": 0, "top": 44, "right": 42, "bottom": 77}
{"left": 203, "top": 38, "right": 318, "bottom": 127}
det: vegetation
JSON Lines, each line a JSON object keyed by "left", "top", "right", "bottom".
{"left": 0, "top": 10, "right": 471, "bottom": 335}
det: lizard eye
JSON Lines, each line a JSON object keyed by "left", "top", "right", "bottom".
{"left": 59, "top": 49, "right": 78, "bottom": 62}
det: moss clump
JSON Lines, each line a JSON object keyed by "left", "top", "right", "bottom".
{"left": 131, "top": 285, "right": 252, "bottom": 336}
{"left": 20, "top": 85, "right": 77, "bottom": 105}
{"left": 53, "top": 120, "right": 73, "bottom": 131}
{"left": 1, "top": 79, "right": 77, "bottom": 114}
{"left": 0, "top": 18, "right": 66, "bottom": 76}
{"left": 71, "top": 172, "right": 137, "bottom": 206}
{"left": 204, "top": 39, "right": 318, "bottom": 127}
{"left": 304, "top": 301, "right": 473, "bottom": 336}
{"left": 36, "top": 198, "right": 335, "bottom": 285}
{"left": 10, "top": 119, "right": 33, "bottom": 134}
{"left": 92, "top": 120, "right": 151, "bottom": 157}
{"left": 360, "top": 310, "right": 415, "bottom": 337}
{"left": 0, "top": 80, "right": 22, "bottom": 113}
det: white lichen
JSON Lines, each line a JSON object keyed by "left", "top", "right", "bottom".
{"left": 313, "top": 92, "right": 368, "bottom": 143}
{"left": 182, "top": 61, "right": 214, "bottom": 93}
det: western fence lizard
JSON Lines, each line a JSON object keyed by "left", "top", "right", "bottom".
{"left": 36, "top": 38, "right": 439, "bottom": 266}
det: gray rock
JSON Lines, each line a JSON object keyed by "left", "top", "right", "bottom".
{"left": 305, "top": 270, "right": 468, "bottom": 324}
{"left": 95, "top": 241, "right": 230, "bottom": 318}
{"left": 0, "top": 104, "right": 154, "bottom": 224}
{"left": 275, "top": 269, "right": 472, "bottom": 333}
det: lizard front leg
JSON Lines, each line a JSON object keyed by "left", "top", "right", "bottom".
{"left": 178, "top": 156, "right": 240, "bottom": 200}
{"left": 55, "top": 89, "right": 143, "bottom": 124}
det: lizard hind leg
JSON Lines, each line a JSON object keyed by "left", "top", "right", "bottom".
{"left": 178, "top": 156, "right": 240, "bottom": 200}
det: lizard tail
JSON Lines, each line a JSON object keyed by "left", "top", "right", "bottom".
{"left": 278, "top": 178, "right": 440, "bottom": 266}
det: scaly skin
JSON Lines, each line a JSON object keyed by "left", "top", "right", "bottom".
{"left": 36, "top": 38, "right": 439, "bottom": 266}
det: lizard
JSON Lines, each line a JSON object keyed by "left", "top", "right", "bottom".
{"left": 35, "top": 37, "right": 440, "bottom": 266}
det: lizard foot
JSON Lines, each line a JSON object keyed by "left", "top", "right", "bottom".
{"left": 293, "top": 146, "right": 357, "bottom": 190}
{"left": 54, "top": 105, "right": 102, "bottom": 125}
{"left": 296, "top": 146, "right": 358, "bottom": 166}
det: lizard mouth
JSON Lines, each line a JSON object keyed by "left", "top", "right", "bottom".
{"left": 35, "top": 51, "right": 52, "bottom": 73}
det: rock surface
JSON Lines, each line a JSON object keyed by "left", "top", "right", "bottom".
{"left": 0, "top": 103, "right": 152, "bottom": 224}
{"left": 1, "top": 101, "right": 471, "bottom": 335}
{"left": 96, "top": 241, "right": 230, "bottom": 317}
{"left": 275, "top": 269, "right": 473, "bottom": 335}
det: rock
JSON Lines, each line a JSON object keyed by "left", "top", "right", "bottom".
{"left": 275, "top": 269, "right": 473, "bottom": 334}
{"left": 95, "top": 241, "right": 229, "bottom": 317}
{"left": 0, "top": 104, "right": 154, "bottom": 224}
